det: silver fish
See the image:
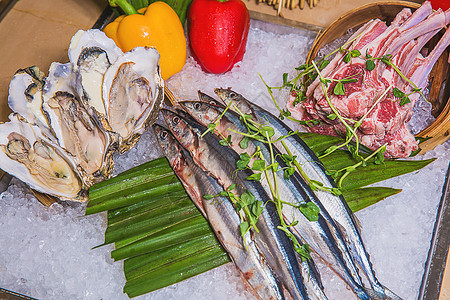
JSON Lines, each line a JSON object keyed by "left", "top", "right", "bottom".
{"left": 198, "top": 90, "right": 227, "bottom": 107}
{"left": 161, "top": 108, "right": 311, "bottom": 300}
{"left": 215, "top": 88, "right": 402, "bottom": 300}
{"left": 180, "top": 101, "right": 330, "bottom": 300}
{"left": 179, "top": 100, "right": 374, "bottom": 299}
{"left": 154, "top": 124, "right": 284, "bottom": 300}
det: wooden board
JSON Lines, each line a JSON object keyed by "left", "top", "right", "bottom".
{"left": 245, "top": 0, "right": 422, "bottom": 30}
{"left": 0, "top": 0, "right": 106, "bottom": 123}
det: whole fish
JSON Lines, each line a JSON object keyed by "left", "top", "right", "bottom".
{"left": 154, "top": 123, "right": 285, "bottom": 300}
{"left": 180, "top": 101, "right": 330, "bottom": 299}
{"left": 197, "top": 90, "right": 227, "bottom": 107}
{"left": 215, "top": 88, "right": 402, "bottom": 300}
{"left": 179, "top": 100, "right": 257, "bottom": 156}
{"left": 180, "top": 100, "right": 375, "bottom": 299}
{"left": 161, "top": 108, "right": 311, "bottom": 300}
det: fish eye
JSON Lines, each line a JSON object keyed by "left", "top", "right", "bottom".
{"left": 229, "top": 92, "right": 237, "bottom": 98}
{"left": 194, "top": 102, "right": 201, "bottom": 110}
{"left": 172, "top": 116, "right": 180, "bottom": 124}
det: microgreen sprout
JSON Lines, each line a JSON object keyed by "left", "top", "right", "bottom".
{"left": 204, "top": 184, "right": 264, "bottom": 237}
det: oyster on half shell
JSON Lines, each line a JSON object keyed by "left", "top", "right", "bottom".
{"left": 8, "top": 66, "right": 55, "bottom": 141}
{"left": 68, "top": 29, "right": 123, "bottom": 127}
{"left": 1, "top": 29, "right": 165, "bottom": 202}
{"left": 42, "top": 62, "right": 116, "bottom": 184}
{"left": 0, "top": 114, "right": 86, "bottom": 201}
{"left": 102, "top": 47, "right": 164, "bottom": 152}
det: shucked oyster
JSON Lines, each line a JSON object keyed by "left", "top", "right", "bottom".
{"left": 0, "top": 114, "right": 86, "bottom": 201}
{"left": 102, "top": 47, "right": 164, "bottom": 152}
{"left": 68, "top": 29, "right": 123, "bottom": 126}
{"left": 7, "top": 66, "right": 55, "bottom": 140}
{"left": 1, "top": 29, "right": 164, "bottom": 202}
{"left": 42, "top": 62, "right": 116, "bottom": 184}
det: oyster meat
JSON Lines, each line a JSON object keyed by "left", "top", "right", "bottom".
{"left": 42, "top": 62, "right": 115, "bottom": 184}
{"left": 8, "top": 66, "right": 55, "bottom": 140}
{"left": 102, "top": 47, "right": 164, "bottom": 152}
{"left": 0, "top": 114, "right": 85, "bottom": 201}
{"left": 1, "top": 29, "right": 164, "bottom": 202}
{"left": 69, "top": 29, "right": 123, "bottom": 123}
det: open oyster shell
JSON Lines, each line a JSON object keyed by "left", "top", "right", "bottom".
{"left": 42, "top": 62, "right": 116, "bottom": 184}
{"left": 102, "top": 47, "right": 164, "bottom": 152}
{"left": 2, "top": 29, "right": 165, "bottom": 202}
{"left": 68, "top": 29, "right": 123, "bottom": 127}
{"left": 0, "top": 114, "right": 86, "bottom": 201}
{"left": 8, "top": 66, "right": 55, "bottom": 141}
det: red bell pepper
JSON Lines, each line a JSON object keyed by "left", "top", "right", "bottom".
{"left": 430, "top": 0, "right": 450, "bottom": 11}
{"left": 187, "top": 0, "right": 250, "bottom": 74}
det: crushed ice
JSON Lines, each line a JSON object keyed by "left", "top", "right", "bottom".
{"left": 0, "top": 20, "right": 447, "bottom": 299}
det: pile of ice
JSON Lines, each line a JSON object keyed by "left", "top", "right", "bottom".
{"left": 0, "top": 19, "right": 447, "bottom": 299}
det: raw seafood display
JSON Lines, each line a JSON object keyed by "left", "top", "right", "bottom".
{"left": 287, "top": 1, "right": 450, "bottom": 158}
{"left": 0, "top": 1, "right": 446, "bottom": 299}
{"left": 0, "top": 29, "right": 164, "bottom": 201}
{"left": 155, "top": 88, "right": 402, "bottom": 299}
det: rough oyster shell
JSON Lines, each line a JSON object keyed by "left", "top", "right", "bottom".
{"left": 0, "top": 114, "right": 86, "bottom": 201}
{"left": 102, "top": 47, "right": 164, "bottom": 152}
{"left": 2, "top": 29, "right": 164, "bottom": 202}
{"left": 42, "top": 62, "right": 116, "bottom": 184}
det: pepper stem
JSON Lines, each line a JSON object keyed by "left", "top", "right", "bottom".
{"left": 108, "top": 0, "right": 138, "bottom": 15}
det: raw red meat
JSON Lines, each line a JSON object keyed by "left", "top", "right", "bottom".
{"left": 287, "top": 1, "right": 450, "bottom": 158}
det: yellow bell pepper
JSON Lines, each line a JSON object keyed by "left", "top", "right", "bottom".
{"left": 104, "top": 1, "right": 186, "bottom": 80}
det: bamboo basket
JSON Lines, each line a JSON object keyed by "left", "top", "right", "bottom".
{"left": 306, "top": 1, "right": 450, "bottom": 154}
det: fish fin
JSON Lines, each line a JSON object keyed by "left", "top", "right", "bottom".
{"left": 334, "top": 219, "right": 348, "bottom": 237}
{"left": 353, "top": 214, "right": 363, "bottom": 233}
{"left": 362, "top": 285, "right": 403, "bottom": 300}
{"left": 382, "top": 285, "right": 403, "bottom": 300}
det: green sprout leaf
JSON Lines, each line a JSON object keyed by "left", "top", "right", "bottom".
{"left": 366, "top": 59, "right": 375, "bottom": 71}
{"left": 240, "top": 136, "right": 249, "bottom": 149}
{"left": 343, "top": 52, "right": 351, "bottom": 63}
{"left": 251, "top": 201, "right": 264, "bottom": 218}
{"left": 247, "top": 173, "right": 262, "bottom": 181}
{"left": 252, "top": 159, "right": 266, "bottom": 171}
{"left": 261, "top": 126, "right": 275, "bottom": 138}
{"left": 236, "top": 153, "right": 251, "bottom": 169}
{"left": 284, "top": 167, "right": 295, "bottom": 179}
{"left": 296, "top": 64, "right": 307, "bottom": 71}
{"left": 227, "top": 184, "right": 236, "bottom": 191}
{"left": 297, "top": 244, "right": 312, "bottom": 262}
{"left": 282, "top": 73, "right": 289, "bottom": 86}
{"left": 400, "top": 96, "right": 411, "bottom": 106}
{"left": 298, "top": 202, "right": 320, "bottom": 221}
{"left": 239, "top": 222, "right": 250, "bottom": 236}
{"left": 393, "top": 87, "right": 405, "bottom": 98}
{"left": 351, "top": 49, "right": 361, "bottom": 57}
{"left": 241, "top": 190, "right": 256, "bottom": 206}
{"left": 327, "top": 113, "right": 338, "bottom": 120}
{"left": 334, "top": 81, "right": 345, "bottom": 96}
{"left": 320, "top": 60, "right": 330, "bottom": 69}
